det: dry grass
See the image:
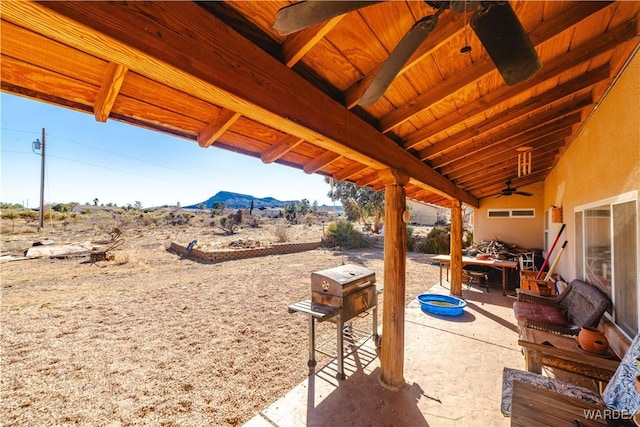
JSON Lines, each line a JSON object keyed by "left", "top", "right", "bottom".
{"left": 1, "top": 214, "right": 440, "bottom": 426}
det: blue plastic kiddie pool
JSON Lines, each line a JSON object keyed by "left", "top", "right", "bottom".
{"left": 417, "top": 293, "right": 467, "bottom": 316}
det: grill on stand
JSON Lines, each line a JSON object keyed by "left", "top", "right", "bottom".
{"left": 288, "top": 264, "right": 380, "bottom": 380}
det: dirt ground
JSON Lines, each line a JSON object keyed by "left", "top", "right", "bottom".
{"left": 1, "top": 213, "right": 441, "bottom": 426}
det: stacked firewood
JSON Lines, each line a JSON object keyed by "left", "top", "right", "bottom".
{"left": 463, "top": 238, "right": 535, "bottom": 261}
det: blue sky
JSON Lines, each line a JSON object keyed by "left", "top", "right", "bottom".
{"left": 1, "top": 93, "right": 337, "bottom": 208}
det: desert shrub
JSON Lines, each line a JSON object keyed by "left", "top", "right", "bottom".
{"left": 18, "top": 210, "right": 38, "bottom": 222}
{"left": 323, "top": 220, "right": 370, "bottom": 249}
{"left": 53, "top": 212, "right": 69, "bottom": 221}
{"left": 165, "top": 212, "right": 190, "bottom": 226}
{"left": 417, "top": 226, "right": 450, "bottom": 254}
{"left": 2, "top": 209, "right": 18, "bottom": 233}
{"left": 406, "top": 226, "right": 415, "bottom": 251}
{"left": 274, "top": 224, "right": 289, "bottom": 243}
{"left": 217, "top": 210, "right": 242, "bottom": 235}
{"left": 247, "top": 217, "right": 260, "bottom": 228}
{"left": 138, "top": 211, "right": 163, "bottom": 227}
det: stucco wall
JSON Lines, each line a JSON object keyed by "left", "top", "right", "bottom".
{"left": 474, "top": 181, "right": 545, "bottom": 249}
{"left": 543, "top": 49, "right": 640, "bottom": 281}
{"left": 407, "top": 200, "right": 438, "bottom": 225}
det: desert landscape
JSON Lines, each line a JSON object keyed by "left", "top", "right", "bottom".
{"left": 1, "top": 210, "right": 441, "bottom": 426}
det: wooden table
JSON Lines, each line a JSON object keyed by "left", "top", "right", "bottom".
{"left": 519, "top": 327, "right": 620, "bottom": 390}
{"left": 431, "top": 254, "right": 518, "bottom": 295}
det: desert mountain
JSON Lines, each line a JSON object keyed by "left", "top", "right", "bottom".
{"left": 185, "top": 191, "right": 294, "bottom": 210}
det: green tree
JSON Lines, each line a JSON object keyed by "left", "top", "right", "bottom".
{"left": 52, "top": 203, "right": 74, "bottom": 212}
{"left": 284, "top": 201, "right": 298, "bottom": 224}
{"left": 210, "top": 201, "right": 225, "bottom": 217}
{"left": 298, "top": 199, "right": 310, "bottom": 216}
{"left": 135, "top": 201, "right": 143, "bottom": 210}
{"left": 93, "top": 198, "right": 99, "bottom": 206}
{"left": 325, "top": 177, "right": 384, "bottom": 232}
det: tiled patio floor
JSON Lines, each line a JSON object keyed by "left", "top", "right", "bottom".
{"left": 245, "top": 283, "right": 529, "bottom": 426}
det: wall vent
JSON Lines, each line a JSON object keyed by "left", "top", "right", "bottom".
{"left": 488, "top": 209, "right": 535, "bottom": 218}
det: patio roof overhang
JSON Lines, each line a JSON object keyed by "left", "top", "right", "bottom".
{"left": 2, "top": 0, "right": 639, "bottom": 390}
{"left": 3, "top": 2, "right": 639, "bottom": 207}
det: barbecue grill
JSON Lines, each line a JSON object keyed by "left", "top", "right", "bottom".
{"left": 311, "top": 264, "right": 377, "bottom": 321}
{"left": 289, "top": 264, "right": 380, "bottom": 379}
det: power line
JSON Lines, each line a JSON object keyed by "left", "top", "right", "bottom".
{"left": 0, "top": 126, "right": 203, "bottom": 177}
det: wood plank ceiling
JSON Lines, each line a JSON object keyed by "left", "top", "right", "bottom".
{"left": 2, "top": 1, "right": 639, "bottom": 208}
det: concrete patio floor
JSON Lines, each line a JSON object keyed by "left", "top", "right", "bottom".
{"left": 244, "top": 282, "right": 529, "bottom": 427}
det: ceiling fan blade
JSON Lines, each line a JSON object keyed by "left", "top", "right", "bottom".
{"left": 514, "top": 191, "right": 533, "bottom": 197}
{"left": 274, "top": 1, "right": 380, "bottom": 36}
{"left": 359, "top": 14, "right": 440, "bottom": 106}
{"left": 471, "top": 1, "right": 542, "bottom": 86}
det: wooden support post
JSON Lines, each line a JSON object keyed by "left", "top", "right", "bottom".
{"left": 450, "top": 200, "right": 463, "bottom": 297}
{"left": 378, "top": 168, "right": 409, "bottom": 391}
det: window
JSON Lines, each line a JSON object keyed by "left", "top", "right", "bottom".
{"left": 575, "top": 192, "right": 638, "bottom": 337}
{"left": 487, "top": 208, "right": 535, "bottom": 218}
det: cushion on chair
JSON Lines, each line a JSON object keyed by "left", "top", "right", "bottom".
{"left": 501, "top": 367, "right": 604, "bottom": 416}
{"left": 513, "top": 301, "right": 567, "bottom": 325}
{"left": 601, "top": 333, "right": 640, "bottom": 415}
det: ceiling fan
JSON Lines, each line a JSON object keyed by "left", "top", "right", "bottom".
{"left": 497, "top": 180, "right": 533, "bottom": 197}
{"left": 273, "top": 1, "right": 542, "bottom": 106}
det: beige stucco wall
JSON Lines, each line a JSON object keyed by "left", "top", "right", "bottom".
{"left": 543, "top": 49, "right": 640, "bottom": 281}
{"left": 406, "top": 200, "right": 438, "bottom": 225}
{"left": 474, "top": 181, "right": 545, "bottom": 249}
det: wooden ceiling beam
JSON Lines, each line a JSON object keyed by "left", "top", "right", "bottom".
{"left": 283, "top": 16, "right": 344, "bottom": 68}
{"left": 333, "top": 162, "right": 369, "bottom": 181}
{"left": 7, "top": 1, "right": 477, "bottom": 207}
{"left": 458, "top": 143, "right": 563, "bottom": 186}
{"left": 401, "top": 17, "right": 636, "bottom": 150}
{"left": 261, "top": 134, "right": 304, "bottom": 164}
{"left": 417, "top": 66, "right": 607, "bottom": 161}
{"left": 425, "top": 195, "right": 449, "bottom": 207}
{"left": 430, "top": 97, "right": 589, "bottom": 169}
{"left": 455, "top": 140, "right": 567, "bottom": 188}
{"left": 343, "top": 12, "right": 463, "bottom": 109}
{"left": 197, "top": 109, "right": 241, "bottom": 148}
{"left": 380, "top": 1, "right": 613, "bottom": 133}
{"left": 473, "top": 171, "right": 552, "bottom": 199}
{"left": 443, "top": 126, "right": 574, "bottom": 179}
{"left": 303, "top": 150, "right": 341, "bottom": 174}
{"left": 356, "top": 171, "right": 382, "bottom": 187}
{"left": 93, "top": 61, "right": 127, "bottom": 122}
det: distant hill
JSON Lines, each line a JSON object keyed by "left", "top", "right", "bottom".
{"left": 185, "top": 191, "right": 294, "bottom": 210}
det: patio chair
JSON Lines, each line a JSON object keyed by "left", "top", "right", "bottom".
{"left": 463, "top": 265, "right": 489, "bottom": 292}
{"left": 501, "top": 333, "right": 640, "bottom": 422}
{"left": 512, "top": 279, "right": 611, "bottom": 336}
{"left": 518, "top": 252, "right": 537, "bottom": 271}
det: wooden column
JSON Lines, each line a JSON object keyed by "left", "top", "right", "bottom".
{"left": 378, "top": 168, "right": 409, "bottom": 391}
{"left": 450, "top": 199, "right": 463, "bottom": 297}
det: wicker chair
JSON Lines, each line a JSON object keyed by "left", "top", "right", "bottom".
{"left": 513, "top": 279, "right": 611, "bottom": 336}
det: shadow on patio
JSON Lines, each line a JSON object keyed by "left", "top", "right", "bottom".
{"left": 245, "top": 283, "right": 525, "bottom": 426}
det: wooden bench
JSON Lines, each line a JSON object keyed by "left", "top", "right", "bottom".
{"left": 511, "top": 381, "right": 609, "bottom": 426}
{"left": 504, "top": 320, "right": 637, "bottom": 425}
{"left": 513, "top": 279, "right": 611, "bottom": 336}
{"left": 518, "top": 326, "right": 621, "bottom": 391}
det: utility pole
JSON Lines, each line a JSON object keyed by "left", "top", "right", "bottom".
{"left": 33, "top": 128, "right": 46, "bottom": 231}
